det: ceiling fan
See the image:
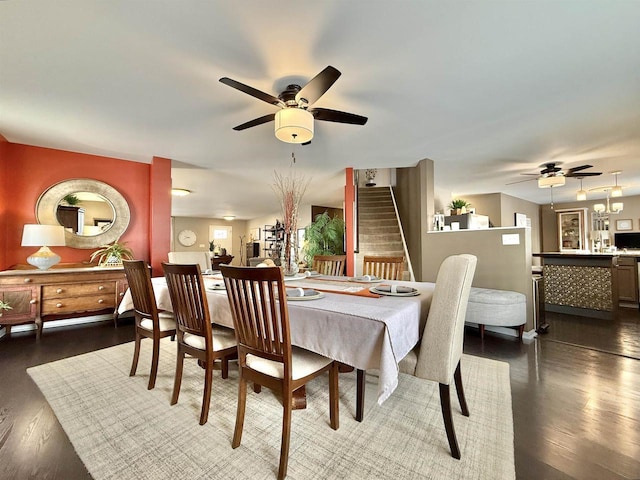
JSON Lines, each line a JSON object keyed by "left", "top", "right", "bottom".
{"left": 219, "top": 66, "right": 368, "bottom": 144}
{"left": 507, "top": 162, "right": 602, "bottom": 187}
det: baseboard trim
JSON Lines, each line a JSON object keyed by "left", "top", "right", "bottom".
{"left": 0, "top": 314, "right": 113, "bottom": 339}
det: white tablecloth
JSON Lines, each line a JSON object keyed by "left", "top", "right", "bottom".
{"left": 119, "top": 275, "right": 434, "bottom": 404}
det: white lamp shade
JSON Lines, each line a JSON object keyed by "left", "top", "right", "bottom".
{"left": 21, "top": 224, "right": 66, "bottom": 247}
{"left": 576, "top": 189, "right": 587, "bottom": 201}
{"left": 611, "top": 202, "right": 624, "bottom": 212}
{"left": 593, "top": 204, "right": 606, "bottom": 213}
{"left": 538, "top": 176, "right": 566, "bottom": 188}
{"left": 274, "top": 108, "right": 314, "bottom": 143}
{"left": 611, "top": 186, "right": 623, "bottom": 197}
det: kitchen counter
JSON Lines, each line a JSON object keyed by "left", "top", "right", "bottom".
{"left": 534, "top": 252, "right": 619, "bottom": 320}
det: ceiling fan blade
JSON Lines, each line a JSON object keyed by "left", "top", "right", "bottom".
{"left": 219, "top": 77, "right": 284, "bottom": 107}
{"left": 232, "top": 113, "right": 276, "bottom": 131}
{"left": 295, "top": 66, "right": 341, "bottom": 106}
{"left": 566, "top": 171, "right": 602, "bottom": 177}
{"left": 506, "top": 178, "right": 537, "bottom": 185}
{"left": 567, "top": 164, "right": 593, "bottom": 173}
{"left": 310, "top": 107, "right": 368, "bottom": 125}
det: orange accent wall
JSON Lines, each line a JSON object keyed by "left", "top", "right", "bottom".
{"left": 0, "top": 142, "right": 170, "bottom": 270}
{"left": 344, "top": 168, "right": 355, "bottom": 276}
{"left": 150, "top": 157, "right": 172, "bottom": 275}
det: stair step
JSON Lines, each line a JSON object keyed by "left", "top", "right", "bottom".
{"left": 359, "top": 224, "right": 399, "bottom": 233}
{"left": 360, "top": 233, "right": 403, "bottom": 242}
{"left": 359, "top": 242, "right": 404, "bottom": 250}
{"left": 360, "top": 212, "right": 396, "bottom": 220}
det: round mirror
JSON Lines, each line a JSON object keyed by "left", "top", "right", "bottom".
{"left": 36, "top": 179, "right": 130, "bottom": 249}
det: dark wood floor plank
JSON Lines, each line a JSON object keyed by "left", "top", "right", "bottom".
{"left": 0, "top": 311, "right": 639, "bottom": 479}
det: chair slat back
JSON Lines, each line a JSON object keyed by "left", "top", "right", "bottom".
{"left": 312, "top": 255, "right": 346, "bottom": 276}
{"left": 162, "top": 263, "right": 212, "bottom": 342}
{"left": 363, "top": 255, "right": 404, "bottom": 280}
{"left": 415, "top": 254, "right": 477, "bottom": 384}
{"left": 123, "top": 260, "right": 158, "bottom": 324}
{"left": 220, "top": 265, "right": 291, "bottom": 366}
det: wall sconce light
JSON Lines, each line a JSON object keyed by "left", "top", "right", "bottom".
{"left": 171, "top": 188, "right": 191, "bottom": 197}
{"left": 21, "top": 224, "right": 66, "bottom": 270}
{"left": 223, "top": 215, "right": 235, "bottom": 221}
{"left": 274, "top": 108, "right": 314, "bottom": 144}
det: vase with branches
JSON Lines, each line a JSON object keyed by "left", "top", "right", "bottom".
{"left": 272, "top": 169, "right": 310, "bottom": 276}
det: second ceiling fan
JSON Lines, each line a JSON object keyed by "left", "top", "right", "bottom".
{"left": 508, "top": 162, "right": 602, "bottom": 187}
{"left": 219, "top": 66, "right": 368, "bottom": 144}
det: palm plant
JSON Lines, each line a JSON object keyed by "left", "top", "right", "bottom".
{"left": 90, "top": 239, "right": 134, "bottom": 266}
{"left": 0, "top": 300, "right": 12, "bottom": 317}
{"left": 302, "top": 212, "right": 345, "bottom": 266}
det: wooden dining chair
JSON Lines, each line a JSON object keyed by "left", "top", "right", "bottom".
{"left": 312, "top": 255, "right": 347, "bottom": 276}
{"left": 162, "top": 263, "right": 237, "bottom": 425}
{"left": 123, "top": 260, "right": 176, "bottom": 390}
{"left": 220, "top": 265, "right": 339, "bottom": 480}
{"left": 362, "top": 255, "right": 404, "bottom": 280}
{"left": 398, "top": 254, "right": 477, "bottom": 459}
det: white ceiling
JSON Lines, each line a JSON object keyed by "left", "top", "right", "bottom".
{"left": 2, "top": 1, "right": 639, "bottom": 219}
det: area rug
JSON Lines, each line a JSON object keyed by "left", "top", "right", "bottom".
{"left": 27, "top": 339, "right": 514, "bottom": 479}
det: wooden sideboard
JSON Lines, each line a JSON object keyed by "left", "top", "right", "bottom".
{"left": 0, "top": 263, "right": 128, "bottom": 339}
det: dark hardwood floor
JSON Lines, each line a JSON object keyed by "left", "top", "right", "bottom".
{"left": 1, "top": 310, "right": 639, "bottom": 480}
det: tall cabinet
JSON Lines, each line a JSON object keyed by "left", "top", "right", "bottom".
{"left": 557, "top": 208, "right": 588, "bottom": 251}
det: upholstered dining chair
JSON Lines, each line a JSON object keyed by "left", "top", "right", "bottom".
{"left": 312, "top": 255, "right": 347, "bottom": 276}
{"left": 162, "top": 263, "right": 237, "bottom": 425}
{"left": 123, "top": 260, "right": 176, "bottom": 390}
{"left": 362, "top": 255, "right": 404, "bottom": 280}
{"left": 398, "top": 254, "right": 477, "bottom": 459}
{"left": 220, "top": 265, "right": 339, "bottom": 480}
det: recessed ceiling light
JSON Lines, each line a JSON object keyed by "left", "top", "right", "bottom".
{"left": 171, "top": 188, "right": 191, "bottom": 197}
{"left": 223, "top": 215, "right": 235, "bottom": 221}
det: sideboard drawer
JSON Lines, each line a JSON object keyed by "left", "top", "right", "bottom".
{"left": 41, "top": 295, "right": 117, "bottom": 316}
{"left": 42, "top": 282, "right": 117, "bottom": 298}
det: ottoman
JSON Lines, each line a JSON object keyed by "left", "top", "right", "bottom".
{"left": 466, "top": 287, "right": 527, "bottom": 341}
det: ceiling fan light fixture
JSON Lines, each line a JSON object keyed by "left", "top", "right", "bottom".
{"left": 538, "top": 176, "right": 566, "bottom": 188}
{"left": 274, "top": 108, "right": 314, "bottom": 144}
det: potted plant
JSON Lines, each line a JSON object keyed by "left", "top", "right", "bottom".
{"left": 448, "top": 199, "right": 471, "bottom": 215}
{"left": 62, "top": 193, "right": 80, "bottom": 206}
{"left": 0, "top": 300, "right": 12, "bottom": 318}
{"left": 302, "top": 211, "right": 345, "bottom": 267}
{"left": 90, "top": 239, "right": 134, "bottom": 267}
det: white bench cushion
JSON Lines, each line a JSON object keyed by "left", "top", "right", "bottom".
{"left": 466, "top": 287, "right": 526, "bottom": 327}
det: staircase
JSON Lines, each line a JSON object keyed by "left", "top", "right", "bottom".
{"left": 356, "top": 187, "right": 412, "bottom": 280}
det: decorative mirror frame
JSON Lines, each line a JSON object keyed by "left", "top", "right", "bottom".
{"left": 36, "top": 179, "right": 131, "bottom": 249}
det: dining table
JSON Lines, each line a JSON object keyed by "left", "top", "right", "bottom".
{"left": 118, "top": 273, "right": 435, "bottom": 421}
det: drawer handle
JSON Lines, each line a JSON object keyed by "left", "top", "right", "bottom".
{"left": 56, "top": 288, "right": 63, "bottom": 294}
{"left": 29, "top": 299, "right": 36, "bottom": 304}
{"left": 98, "top": 285, "right": 105, "bottom": 291}
{"left": 56, "top": 303, "right": 63, "bottom": 308}
{"left": 24, "top": 278, "right": 32, "bottom": 283}
{"left": 98, "top": 298, "right": 104, "bottom": 304}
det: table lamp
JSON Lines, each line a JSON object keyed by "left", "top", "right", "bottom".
{"left": 21, "top": 224, "right": 66, "bottom": 270}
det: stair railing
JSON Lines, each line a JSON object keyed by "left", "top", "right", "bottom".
{"left": 388, "top": 186, "right": 415, "bottom": 281}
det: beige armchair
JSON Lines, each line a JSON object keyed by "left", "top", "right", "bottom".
{"left": 399, "top": 254, "right": 477, "bottom": 459}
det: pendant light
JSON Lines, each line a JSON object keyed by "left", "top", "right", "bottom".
{"left": 611, "top": 171, "right": 622, "bottom": 197}
{"left": 576, "top": 178, "right": 587, "bottom": 201}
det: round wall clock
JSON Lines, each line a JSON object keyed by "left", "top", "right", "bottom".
{"left": 178, "top": 229, "right": 197, "bottom": 247}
